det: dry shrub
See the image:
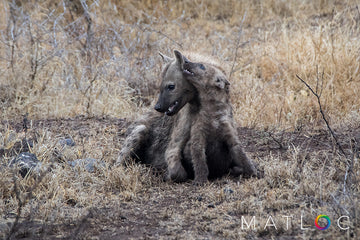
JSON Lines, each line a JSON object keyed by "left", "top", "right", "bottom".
{"left": 104, "top": 163, "right": 159, "bottom": 200}
{"left": 0, "top": 0, "right": 359, "bottom": 128}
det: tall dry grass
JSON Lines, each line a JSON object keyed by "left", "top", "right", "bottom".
{"left": 0, "top": 0, "right": 359, "bottom": 128}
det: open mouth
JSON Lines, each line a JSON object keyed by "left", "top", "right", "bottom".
{"left": 183, "top": 64, "right": 194, "bottom": 76}
{"left": 165, "top": 100, "right": 179, "bottom": 116}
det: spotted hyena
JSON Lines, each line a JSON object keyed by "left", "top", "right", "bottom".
{"left": 179, "top": 57, "right": 256, "bottom": 183}
{"left": 116, "top": 51, "right": 197, "bottom": 181}
{"left": 117, "top": 50, "right": 256, "bottom": 183}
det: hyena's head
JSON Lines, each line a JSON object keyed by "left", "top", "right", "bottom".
{"left": 154, "top": 50, "right": 197, "bottom": 116}
{"left": 182, "top": 59, "right": 230, "bottom": 93}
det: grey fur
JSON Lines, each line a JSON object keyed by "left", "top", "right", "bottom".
{"left": 181, "top": 59, "right": 256, "bottom": 183}
{"left": 117, "top": 50, "right": 256, "bottom": 183}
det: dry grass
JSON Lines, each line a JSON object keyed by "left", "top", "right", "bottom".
{"left": 0, "top": 0, "right": 360, "bottom": 239}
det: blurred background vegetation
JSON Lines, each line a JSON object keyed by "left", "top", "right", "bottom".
{"left": 0, "top": 0, "right": 359, "bottom": 130}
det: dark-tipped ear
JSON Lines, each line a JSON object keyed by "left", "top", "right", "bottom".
{"left": 174, "top": 50, "right": 185, "bottom": 69}
{"left": 159, "top": 52, "right": 173, "bottom": 63}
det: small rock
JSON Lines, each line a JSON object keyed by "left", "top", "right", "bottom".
{"left": 196, "top": 196, "right": 203, "bottom": 202}
{"left": 224, "top": 188, "right": 234, "bottom": 194}
{"left": 207, "top": 204, "right": 215, "bottom": 208}
{"left": 1, "top": 138, "right": 34, "bottom": 158}
{"left": 66, "top": 199, "right": 77, "bottom": 206}
{"left": 10, "top": 152, "right": 41, "bottom": 177}
{"left": 59, "top": 138, "right": 75, "bottom": 147}
{"left": 68, "top": 158, "right": 105, "bottom": 173}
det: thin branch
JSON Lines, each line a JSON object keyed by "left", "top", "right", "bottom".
{"left": 6, "top": 164, "right": 52, "bottom": 240}
{"left": 138, "top": 25, "right": 183, "bottom": 48}
{"left": 344, "top": 139, "right": 357, "bottom": 195}
{"left": 268, "top": 131, "right": 285, "bottom": 150}
{"left": 28, "top": 20, "right": 38, "bottom": 89}
{"left": 229, "top": 11, "right": 247, "bottom": 81}
{"left": 6, "top": 176, "right": 23, "bottom": 240}
{"left": 296, "top": 74, "right": 346, "bottom": 156}
{"left": 297, "top": 71, "right": 356, "bottom": 199}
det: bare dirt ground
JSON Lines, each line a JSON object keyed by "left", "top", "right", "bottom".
{"left": 2, "top": 116, "right": 359, "bottom": 239}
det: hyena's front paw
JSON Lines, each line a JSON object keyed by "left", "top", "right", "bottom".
{"left": 193, "top": 175, "right": 208, "bottom": 186}
{"left": 193, "top": 168, "right": 209, "bottom": 185}
{"left": 232, "top": 145, "right": 257, "bottom": 177}
{"left": 244, "top": 161, "right": 257, "bottom": 178}
{"left": 167, "top": 164, "right": 188, "bottom": 182}
{"left": 230, "top": 162, "right": 257, "bottom": 178}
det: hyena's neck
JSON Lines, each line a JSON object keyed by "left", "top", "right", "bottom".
{"left": 188, "top": 95, "right": 201, "bottom": 113}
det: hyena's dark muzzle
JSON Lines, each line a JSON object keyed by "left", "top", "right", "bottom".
{"left": 154, "top": 90, "right": 181, "bottom": 116}
{"left": 154, "top": 102, "right": 162, "bottom": 112}
{"left": 154, "top": 50, "right": 198, "bottom": 116}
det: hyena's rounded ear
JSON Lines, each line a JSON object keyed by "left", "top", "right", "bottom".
{"left": 173, "top": 50, "right": 190, "bottom": 69}
{"left": 159, "top": 52, "right": 173, "bottom": 63}
{"left": 215, "top": 77, "right": 230, "bottom": 89}
{"left": 174, "top": 50, "right": 183, "bottom": 63}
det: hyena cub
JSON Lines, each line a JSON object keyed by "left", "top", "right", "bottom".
{"left": 118, "top": 50, "right": 256, "bottom": 184}
{"left": 117, "top": 50, "right": 197, "bottom": 181}
{"left": 179, "top": 56, "right": 256, "bottom": 183}
{"left": 156, "top": 50, "right": 256, "bottom": 183}
{"left": 155, "top": 50, "right": 233, "bottom": 182}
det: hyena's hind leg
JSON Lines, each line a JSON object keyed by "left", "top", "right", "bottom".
{"left": 117, "top": 124, "right": 149, "bottom": 166}
{"left": 222, "top": 121, "right": 257, "bottom": 178}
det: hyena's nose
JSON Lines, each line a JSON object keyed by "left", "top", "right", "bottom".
{"left": 154, "top": 103, "right": 162, "bottom": 112}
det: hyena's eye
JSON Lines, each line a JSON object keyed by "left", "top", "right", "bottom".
{"left": 199, "top": 64, "right": 206, "bottom": 70}
{"left": 167, "top": 84, "right": 175, "bottom": 91}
